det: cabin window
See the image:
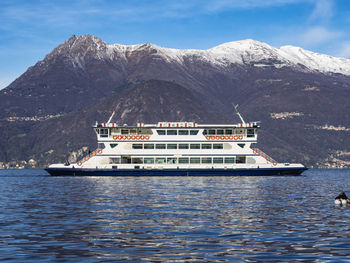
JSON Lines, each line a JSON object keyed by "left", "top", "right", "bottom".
{"left": 156, "top": 144, "right": 166, "bottom": 149}
{"left": 121, "top": 129, "right": 129, "bottom": 135}
{"left": 213, "top": 144, "right": 223, "bottom": 149}
{"left": 201, "top": 144, "right": 212, "bottom": 149}
{"left": 213, "top": 157, "right": 223, "bottom": 164}
{"left": 138, "top": 129, "right": 153, "bottom": 135}
{"left": 236, "top": 156, "right": 246, "bottom": 164}
{"left": 110, "top": 143, "right": 118, "bottom": 148}
{"left": 157, "top": 130, "right": 166, "bottom": 135}
{"left": 179, "top": 144, "right": 189, "bottom": 149}
{"left": 98, "top": 143, "right": 106, "bottom": 149}
{"left": 203, "top": 130, "right": 208, "bottom": 135}
{"left": 247, "top": 129, "right": 255, "bottom": 137}
{"left": 190, "top": 157, "right": 200, "bottom": 164}
{"left": 132, "top": 144, "right": 143, "bottom": 149}
{"left": 190, "top": 144, "right": 200, "bottom": 149}
{"left": 109, "top": 158, "right": 120, "bottom": 164}
{"left": 144, "top": 144, "right": 154, "bottom": 149}
{"left": 156, "top": 158, "right": 166, "bottom": 164}
{"left": 130, "top": 129, "right": 137, "bottom": 135}
{"left": 179, "top": 157, "right": 189, "bottom": 164}
{"left": 144, "top": 158, "right": 154, "bottom": 164}
{"left": 167, "top": 130, "right": 177, "bottom": 135}
{"left": 190, "top": 130, "right": 199, "bottom": 135}
{"left": 179, "top": 130, "right": 189, "bottom": 135}
{"left": 225, "top": 129, "right": 233, "bottom": 135}
{"left": 121, "top": 156, "right": 131, "bottom": 164}
{"left": 217, "top": 129, "right": 224, "bottom": 135}
{"left": 238, "top": 143, "right": 245, "bottom": 148}
{"left": 167, "top": 158, "right": 177, "bottom": 164}
{"left": 132, "top": 157, "right": 143, "bottom": 164}
{"left": 100, "top": 128, "right": 109, "bottom": 137}
{"left": 224, "top": 157, "right": 235, "bottom": 164}
{"left": 208, "top": 129, "right": 216, "bottom": 135}
{"left": 167, "top": 144, "right": 177, "bottom": 149}
{"left": 202, "top": 157, "right": 212, "bottom": 164}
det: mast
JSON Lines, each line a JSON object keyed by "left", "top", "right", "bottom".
{"left": 107, "top": 111, "right": 115, "bottom": 124}
{"left": 232, "top": 104, "right": 246, "bottom": 125}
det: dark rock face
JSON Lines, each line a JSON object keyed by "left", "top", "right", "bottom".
{"left": 1, "top": 34, "right": 349, "bottom": 168}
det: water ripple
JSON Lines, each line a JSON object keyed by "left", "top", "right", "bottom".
{"left": 0, "top": 169, "right": 350, "bottom": 262}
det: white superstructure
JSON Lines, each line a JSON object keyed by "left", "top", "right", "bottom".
{"left": 49, "top": 120, "right": 304, "bottom": 171}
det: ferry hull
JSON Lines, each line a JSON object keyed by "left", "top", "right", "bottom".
{"left": 45, "top": 167, "right": 307, "bottom": 176}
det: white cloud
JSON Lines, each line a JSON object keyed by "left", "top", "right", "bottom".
{"left": 300, "top": 26, "right": 342, "bottom": 46}
{"left": 309, "top": 0, "right": 333, "bottom": 21}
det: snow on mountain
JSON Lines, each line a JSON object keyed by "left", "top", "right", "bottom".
{"left": 278, "top": 45, "right": 350, "bottom": 75}
{"left": 53, "top": 35, "right": 350, "bottom": 76}
{"left": 108, "top": 38, "right": 350, "bottom": 76}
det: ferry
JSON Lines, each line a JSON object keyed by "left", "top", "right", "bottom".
{"left": 45, "top": 110, "right": 307, "bottom": 176}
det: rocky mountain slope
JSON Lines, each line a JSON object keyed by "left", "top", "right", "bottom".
{"left": 1, "top": 34, "right": 350, "bottom": 168}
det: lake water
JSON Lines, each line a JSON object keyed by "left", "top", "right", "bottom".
{"left": 0, "top": 169, "right": 350, "bottom": 262}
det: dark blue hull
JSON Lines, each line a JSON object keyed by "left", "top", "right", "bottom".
{"left": 45, "top": 167, "right": 307, "bottom": 176}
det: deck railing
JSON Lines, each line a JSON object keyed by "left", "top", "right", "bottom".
{"left": 76, "top": 148, "right": 104, "bottom": 166}
{"left": 252, "top": 148, "right": 278, "bottom": 166}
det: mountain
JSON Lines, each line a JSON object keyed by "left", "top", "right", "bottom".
{"left": 1, "top": 34, "right": 350, "bottom": 168}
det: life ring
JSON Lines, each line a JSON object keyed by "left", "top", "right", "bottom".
{"left": 253, "top": 149, "right": 258, "bottom": 154}
{"left": 238, "top": 135, "right": 243, "bottom": 140}
{"left": 77, "top": 161, "right": 82, "bottom": 166}
{"left": 205, "top": 136, "right": 210, "bottom": 140}
{"left": 145, "top": 135, "right": 150, "bottom": 140}
{"left": 265, "top": 156, "right": 271, "bottom": 161}
{"left": 113, "top": 135, "right": 118, "bottom": 140}
{"left": 259, "top": 152, "right": 264, "bottom": 157}
{"left": 97, "top": 149, "right": 103, "bottom": 154}
{"left": 234, "top": 135, "right": 239, "bottom": 140}
{"left": 91, "top": 151, "right": 96, "bottom": 156}
{"left": 84, "top": 156, "right": 89, "bottom": 161}
{"left": 136, "top": 135, "right": 140, "bottom": 140}
{"left": 229, "top": 135, "right": 234, "bottom": 140}
{"left": 273, "top": 161, "right": 277, "bottom": 166}
{"left": 140, "top": 135, "right": 145, "bottom": 140}
{"left": 131, "top": 135, "right": 136, "bottom": 140}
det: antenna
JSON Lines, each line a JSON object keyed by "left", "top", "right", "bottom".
{"left": 107, "top": 111, "right": 115, "bottom": 124}
{"left": 232, "top": 103, "right": 246, "bottom": 124}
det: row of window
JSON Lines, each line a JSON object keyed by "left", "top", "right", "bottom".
{"left": 203, "top": 128, "right": 255, "bottom": 137}
{"left": 156, "top": 130, "right": 199, "bottom": 136}
{"left": 96, "top": 128, "right": 153, "bottom": 136}
{"left": 132, "top": 143, "right": 224, "bottom": 150}
{"left": 97, "top": 128, "right": 256, "bottom": 137}
{"left": 110, "top": 156, "right": 246, "bottom": 164}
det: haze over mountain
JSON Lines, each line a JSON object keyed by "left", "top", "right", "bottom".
{"left": 1, "top": 34, "right": 349, "bottom": 168}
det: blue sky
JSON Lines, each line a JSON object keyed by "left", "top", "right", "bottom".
{"left": 1, "top": 0, "right": 350, "bottom": 89}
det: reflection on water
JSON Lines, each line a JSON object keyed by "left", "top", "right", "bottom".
{"left": 0, "top": 169, "right": 350, "bottom": 262}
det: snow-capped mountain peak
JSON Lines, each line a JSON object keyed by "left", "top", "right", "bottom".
{"left": 52, "top": 35, "right": 350, "bottom": 76}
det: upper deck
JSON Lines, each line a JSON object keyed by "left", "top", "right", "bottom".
{"left": 93, "top": 121, "right": 260, "bottom": 142}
